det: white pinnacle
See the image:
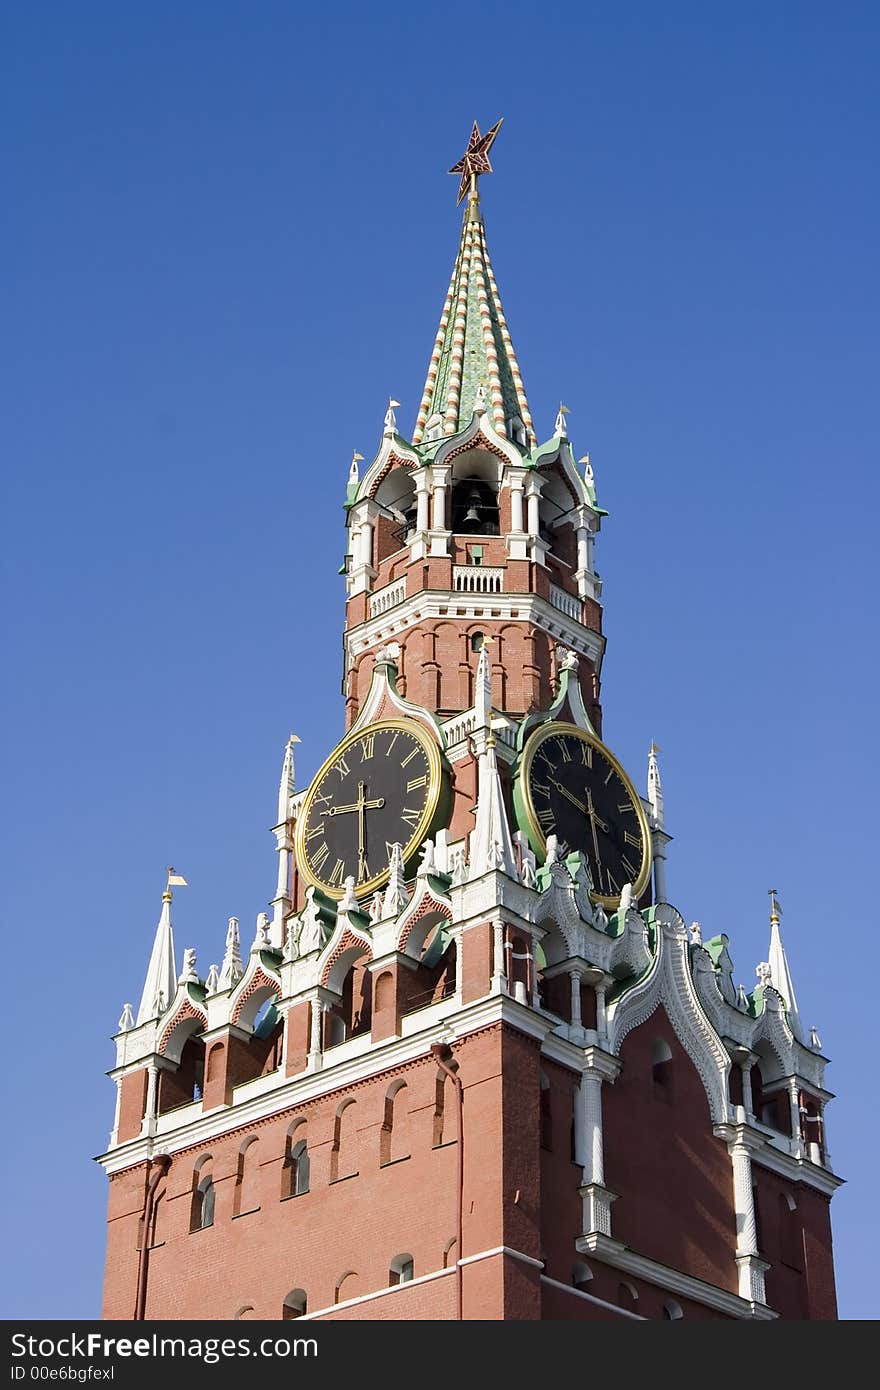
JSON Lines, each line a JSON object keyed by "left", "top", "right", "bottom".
{"left": 219, "top": 916, "right": 243, "bottom": 990}
{"left": 647, "top": 742, "right": 664, "bottom": 830}
{"left": 277, "top": 735, "right": 300, "bottom": 826}
{"left": 767, "top": 895, "right": 803, "bottom": 1041}
{"left": 384, "top": 398, "right": 400, "bottom": 436}
{"left": 136, "top": 885, "right": 178, "bottom": 1026}
{"left": 382, "top": 843, "right": 409, "bottom": 917}
{"left": 470, "top": 732, "right": 516, "bottom": 878}
{"left": 474, "top": 639, "right": 492, "bottom": 730}
{"left": 555, "top": 402, "right": 570, "bottom": 437}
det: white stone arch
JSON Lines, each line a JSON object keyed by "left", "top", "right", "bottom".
{"left": 234, "top": 981, "right": 281, "bottom": 1035}
{"left": 321, "top": 937, "right": 373, "bottom": 996}
{"left": 159, "top": 1012, "right": 205, "bottom": 1065}
{"left": 607, "top": 905, "right": 731, "bottom": 1125}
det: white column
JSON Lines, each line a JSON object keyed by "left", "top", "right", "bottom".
{"left": 740, "top": 1063, "right": 754, "bottom": 1119}
{"left": 527, "top": 489, "right": 540, "bottom": 537}
{"left": 360, "top": 519, "right": 374, "bottom": 568}
{"left": 579, "top": 1073, "right": 605, "bottom": 1186}
{"left": 492, "top": 920, "right": 507, "bottom": 994}
{"left": 308, "top": 997, "right": 324, "bottom": 1070}
{"left": 788, "top": 1079, "right": 804, "bottom": 1156}
{"left": 510, "top": 483, "right": 524, "bottom": 533}
{"left": 595, "top": 981, "right": 608, "bottom": 1046}
{"left": 652, "top": 833, "right": 667, "bottom": 903}
{"left": 576, "top": 525, "right": 589, "bottom": 573}
{"left": 109, "top": 1076, "right": 122, "bottom": 1147}
{"left": 142, "top": 1063, "right": 159, "bottom": 1136}
{"left": 432, "top": 482, "right": 446, "bottom": 531}
{"left": 569, "top": 969, "right": 583, "bottom": 1029}
{"left": 416, "top": 474, "right": 430, "bottom": 532}
{"left": 729, "top": 1138, "right": 768, "bottom": 1304}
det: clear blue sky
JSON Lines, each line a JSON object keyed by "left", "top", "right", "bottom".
{"left": 2, "top": 1, "right": 877, "bottom": 1320}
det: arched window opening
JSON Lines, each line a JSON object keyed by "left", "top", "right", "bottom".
{"left": 380, "top": 1080, "right": 409, "bottom": 1166}
{"left": 331, "top": 1099, "right": 358, "bottom": 1182}
{"left": 233, "top": 1306, "right": 254, "bottom": 1320}
{"left": 374, "top": 469, "right": 418, "bottom": 561}
{"left": 442, "top": 1237, "right": 457, "bottom": 1269}
{"left": 148, "top": 1187, "right": 165, "bottom": 1248}
{"left": 779, "top": 1192, "right": 803, "bottom": 1270}
{"left": 617, "top": 1281, "right": 639, "bottom": 1312}
{"left": 450, "top": 476, "right": 499, "bottom": 535}
{"left": 158, "top": 1033, "right": 205, "bottom": 1114}
{"left": 651, "top": 1038, "right": 673, "bottom": 1093}
{"left": 325, "top": 1012, "right": 346, "bottom": 1048}
{"left": 433, "top": 1069, "right": 449, "bottom": 1147}
{"left": 662, "top": 1300, "right": 684, "bottom": 1320}
{"left": 282, "top": 1289, "right": 307, "bottom": 1320}
{"left": 232, "top": 1137, "right": 260, "bottom": 1218}
{"left": 374, "top": 970, "right": 395, "bottom": 1013}
{"left": 540, "top": 1073, "right": 552, "bottom": 1151}
{"left": 410, "top": 923, "right": 457, "bottom": 1012}
{"left": 508, "top": 932, "right": 531, "bottom": 999}
{"left": 335, "top": 954, "right": 373, "bottom": 1040}
{"left": 389, "top": 1254, "right": 415, "bottom": 1287}
{"left": 190, "top": 1159, "right": 215, "bottom": 1232}
{"left": 572, "top": 1261, "right": 593, "bottom": 1290}
{"left": 334, "top": 1271, "right": 358, "bottom": 1306}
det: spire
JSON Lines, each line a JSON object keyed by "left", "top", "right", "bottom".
{"left": 413, "top": 122, "right": 534, "bottom": 449}
{"left": 647, "top": 742, "right": 664, "bottom": 830}
{"left": 470, "top": 729, "right": 516, "bottom": 877}
{"left": 767, "top": 891, "right": 803, "bottom": 1041}
{"left": 277, "top": 734, "right": 300, "bottom": 825}
{"left": 136, "top": 871, "right": 182, "bottom": 1025}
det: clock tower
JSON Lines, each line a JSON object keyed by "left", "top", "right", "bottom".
{"left": 99, "top": 124, "right": 841, "bottom": 1322}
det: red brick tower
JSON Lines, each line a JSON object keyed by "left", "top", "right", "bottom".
{"left": 99, "top": 124, "right": 840, "bottom": 1322}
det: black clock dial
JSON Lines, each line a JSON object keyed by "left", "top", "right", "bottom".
{"left": 296, "top": 720, "right": 441, "bottom": 898}
{"left": 520, "top": 723, "right": 651, "bottom": 909}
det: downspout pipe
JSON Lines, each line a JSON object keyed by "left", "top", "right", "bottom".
{"left": 431, "top": 1042, "right": 464, "bottom": 1320}
{"left": 134, "top": 1153, "right": 170, "bottom": 1320}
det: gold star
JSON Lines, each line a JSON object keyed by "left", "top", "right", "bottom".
{"left": 449, "top": 118, "right": 504, "bottom": 205}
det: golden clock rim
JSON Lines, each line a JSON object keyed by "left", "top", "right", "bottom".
{"left": 518, "top": 720, "right": 653, "bottom": 910}
{"left": 294, "top": 717, "right": 444, "bottom": 900}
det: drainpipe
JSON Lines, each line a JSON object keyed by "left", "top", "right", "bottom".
{"left": 431, "top": 1042, "right": 463, "bottom": 1320}
{"left": 134, "top": 1153, "right": 171, "bottom": 1320}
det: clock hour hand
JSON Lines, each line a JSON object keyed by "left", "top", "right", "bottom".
{"left": 323, "top": 796, "right": 386, "bottom": 816}
{"left": 550, "top": 778, "right": 588, "bottom": 816}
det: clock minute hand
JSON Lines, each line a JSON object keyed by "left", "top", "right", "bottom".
{"left": 550, "top": 778, "right": 588, "bottom": 815}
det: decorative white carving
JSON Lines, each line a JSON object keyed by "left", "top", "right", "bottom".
{"left": 689, "top": 921, "right": 703, "bottom": 946}
{"left": 219, "top": 917, "right": 243, "bottom": 990}
{"left": 382, "top": 843, "right": 409, "bottom": 916}
{"left": 339, "top": 876, "right": 359, "bottom": 915}
{"left": 205, "top": 963, "right": 220, "bottom": 994}
{"left": 117, "top": 1003, "right": 134, "bottom": 1032}
{"left": 418, "top": 839, "right": 436, "bottom": 876}
{"left": 178, "top": 948, "right": 199, "bottom": 984}
{"left": 608, "top": 905, "right": 731, "bottom": 1124}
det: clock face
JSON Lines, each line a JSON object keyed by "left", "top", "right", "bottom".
{"left": 294, "top": 719, "right": 443, "bottom": 899}
{"left": 517, "top": 722, "right": 652, "bottom": 910}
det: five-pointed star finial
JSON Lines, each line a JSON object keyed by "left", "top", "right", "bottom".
{"left": 449, "top": 118, "right": 504, "bottom": 205}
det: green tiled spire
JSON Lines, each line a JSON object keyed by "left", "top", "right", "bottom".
{"left": 413, "top": 192, "right": 535, "bottom": 450}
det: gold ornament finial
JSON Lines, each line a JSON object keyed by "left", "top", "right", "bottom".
{"left": 449, "top": 118, "right": 503, "bottom": 205}
{"left": 768, "top": 888, "right": 782, "bottom": 923}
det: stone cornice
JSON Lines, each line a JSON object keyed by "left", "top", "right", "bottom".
{"left": 576, "top": 1233, "right": 778, "bottom": 1320}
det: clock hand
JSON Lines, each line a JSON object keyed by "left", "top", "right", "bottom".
{"left": 584, "top": 788, "right": 609, "bottom": 835}
{"left": 550, "top": 778, "right": 588, "bottom": 815}
{"left": 584, "top": 788, "right": 603, "bottom": 864}
{"left": 323, "top": 796, "right": 386, "bottom": 816}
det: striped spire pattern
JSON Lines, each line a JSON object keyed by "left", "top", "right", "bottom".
{"left": 413, "top": 200, "right": 535, "bottom": 449}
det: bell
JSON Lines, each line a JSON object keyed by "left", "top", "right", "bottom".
{"left": 462, "top": 490, "right": 482, "bottom": 527}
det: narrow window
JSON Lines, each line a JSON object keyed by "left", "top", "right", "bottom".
{"left": 389, "top": 1254, "right": 415, "bottom": 1286}
{"left": 282, "top": 1289, "right": 307, "bottom": 1320}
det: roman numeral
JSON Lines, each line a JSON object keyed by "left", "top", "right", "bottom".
{"left": 401, "top": 745, "right": 420, "bottom": 768}
{"left": 357, "top": 856, "right": 370, "bottom": 883}
{"left": 621, "top": 855, "right": 638, "bottom": 879}
{"left": 386, "top": 730, "right": 400, "bottom": 756}
{"left": 604, "top": 767, "right": 615, "bottom": 785}
{"left": 558, "top": 739, "right": 572, "bottom": 762}
{"left": 328, "top": 859, "right": 346, "bottom": 887}
{"left": 604, "top": 867, "right": 620, "bottom": 895}
{"left": 400, "top": 806, "right": 421, "bottom": 829}
{"left": 385, "top": 841, "right": 396, "bottom": 861}
{"left": 618, "top": 803, "right": 635, "bottom": 817}
{"left": 359, "top": 735, "right": 375, "bottom": 760}
{"left": 532, "top": 779, "right": 551, "bottom": 798}
{"left": 537, "top": 750, "right": 555, "bottom": 772}
{"left": 313, "top": 790, "right": 332, "bottom": 808}
{"left": 304, "top": 824, "right": 324, "bottom": 843}
{"left": 311, "top": 843, "right": 330, "bottom": 873}
{"left": 334, "top": 755, "right": 350, "bottom": 780}
{"left": 624, "top": 830, "right": 641, "bottom": 847}
{"left": 537, "top": 807, "right": 555, "bottom": 831}
{"left": 580, "top": 743, "right": 593, "bottom": 767}
{"left": 407, "top": 774, "right": 427, "bottom": 792}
